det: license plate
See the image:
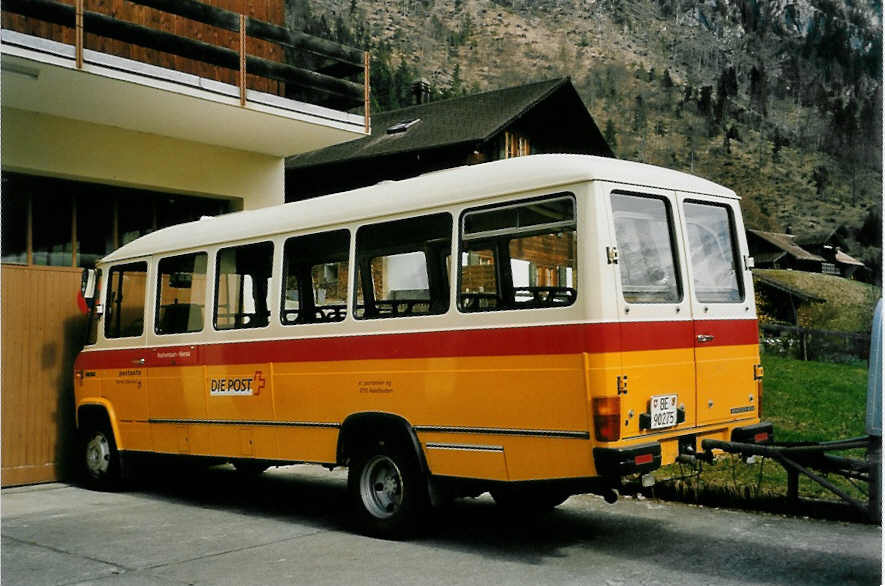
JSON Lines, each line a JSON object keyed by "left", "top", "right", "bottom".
{"left": 650, "top": 394, "right": 678, "bottom": 429}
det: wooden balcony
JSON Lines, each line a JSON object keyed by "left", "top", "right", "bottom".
{"left": 1, "top": 0, "right": 370, "bottom": 155}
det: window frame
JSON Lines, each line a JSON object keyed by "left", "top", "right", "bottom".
{"left": 212, "top": 240, "right": 275, "bottom": 331}
{"left": 457, "top": 192, "right": 579, "bottom": 314}
{"left": 611, "top": 190, "right": 684, "bottom": 305}
{"left": 353, "top": 212, "right": 453, "bottom": 320}
{"left": 104, "top": 260, "right": 149, "bottom": 340}
{"left": 154, "top": 251, "right": 208, "bottom": 336}
{"left": 280, "top": 229, "right": 351, "bottom": 326}
{"left": 682, "top": 199, "right": 745, "bottom": 304}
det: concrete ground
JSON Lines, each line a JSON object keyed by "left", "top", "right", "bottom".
{"left": 2, "top": 464, "right": 881, "bottom": 585}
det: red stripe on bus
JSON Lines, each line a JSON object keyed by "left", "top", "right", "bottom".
{"left": 693, "top": 318, "right": 759, "bottom": 347}
{"left": 74, "top": 320, "right": 758, "bottom": 370}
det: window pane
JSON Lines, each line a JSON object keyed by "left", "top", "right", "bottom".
{"left": 33, "top": 193, "right": 73, "bottom": 266}
{"left": 684, "top": 202, "right": 743, "bottom": 303}
{"left": 105, "top": 262, "right": 147, "bottom": 338}
{"left": 459, "top": 194, "right": 578, "bottom": 313}
{"left": 463, "top": 195, "right": 574, "bottom": 239}
{"left": 77, "top": 194, "right": 115, "bottom": 268}
{"left": 215, "top": 242, "right": 273, "bottom": 330}
{"left": 509, "top": 231, "right": 577, "bottom": 307}
{"left": 355, "top": 213, "right": 451, "bottom": 319}
{"left": 460, "top": 248, "right": 498, "bottom": 311}
{"left": 1, "top": 187, "right": 27, "bottom": 264}
{"left": 612, "top": 193, "right": 681, "bottom": 303}
{"left": 157, "top": 253, "right": 207, "bottom": 334}
{"left": 282, "top": 230, "right": 350, "bottom": 325}
{"left": 119, "top": 198, "right": 155, "bottom": 246}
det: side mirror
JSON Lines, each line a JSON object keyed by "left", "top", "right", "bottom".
{"left": 81, "top": 268, "right": 98, "bottom": 301}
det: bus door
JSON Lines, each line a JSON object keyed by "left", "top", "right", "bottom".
{"left": 677, "top": 194, "right": 759, "bottom": 427}
{"left": 100, "top": 260, "right": 150, "bottom": 449}
{"left": 149, "top": 251, "right": 209, "bottom": 455}
{"left": 608, "top": 187, "right": 697, "bottom": 443}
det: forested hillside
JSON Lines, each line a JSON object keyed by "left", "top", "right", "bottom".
{"left": 287, "top": 0, "right": 882, "bottom": 282}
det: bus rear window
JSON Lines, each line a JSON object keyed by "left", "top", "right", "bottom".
{"left": 684, "top": 201, "right": 743, "bottom": 303}
{"left": 612, "top": 193, "right": 681, "bottom": 304}
{"left": 105, "top": 262, "right": 147, "bottom": 339}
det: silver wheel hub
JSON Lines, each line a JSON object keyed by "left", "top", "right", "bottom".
{"left": 85, "top": 433, "right": 110, "bottom": 477}
{"left": 359, "top": 455, "right": 403, "bottom": 519}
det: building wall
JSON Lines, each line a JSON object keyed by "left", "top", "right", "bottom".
{"left": 3, "top": 107, "right": 284, "bottom": 210}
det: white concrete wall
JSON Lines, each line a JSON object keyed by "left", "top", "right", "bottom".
{"left": 2, "top": 107, "right": 284, "bottom": 210}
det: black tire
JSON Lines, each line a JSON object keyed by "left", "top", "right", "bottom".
{"left": 347, "top": 438, "right": 428, "bottom": 539}
{"left": 490, "top": 485, "right": 570, "bottom": 513}
{"left": 80, "top": 422, "right": 121, "bottom": 491}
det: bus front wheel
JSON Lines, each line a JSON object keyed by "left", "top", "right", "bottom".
{"left": 81, "top": 423, "right": 121, "bottom": 490}
{"left": 347, "top": 439, "right": 427, "bottom": 539}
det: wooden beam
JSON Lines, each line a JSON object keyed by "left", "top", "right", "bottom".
{"left": 239, "top": 14, "right": 246, "bottom": 107}
{"left": 26, "top": 194, "right": 33, "bottom": 266}
{"left": 364, "top": 51, "right": 370, "bottom": 134}
{"left": 71, "top": 195, "right": 77, "bottom": 267}
{"left": 74, "top": 0, "right": 83, "bottom": 69}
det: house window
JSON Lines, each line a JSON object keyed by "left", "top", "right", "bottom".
{"left": 822, "top": 262, "right": 839, "bottom": 275}
{"left": 503, "top": 131, "right": 531, "bottom": 159}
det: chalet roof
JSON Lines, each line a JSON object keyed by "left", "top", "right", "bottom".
{"left": 794, "top": 225, "right": 848, "bottom": 248}
{"left": 836, "top": 250, "right": 865, "bottom": 267}
{"left": 287, "top": 78, "right": 612, "bottom": 169}
{"left": 747, "top": 229, "right": 825, "bottom": 262}
{"left": 753, "top": 272, "right": 826, "bottom": 303}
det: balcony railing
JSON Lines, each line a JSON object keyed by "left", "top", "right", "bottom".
{"left": 3, "top": 0, "right": 370, "bottom": 129}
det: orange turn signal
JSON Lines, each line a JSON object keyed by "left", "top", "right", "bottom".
{"left": 593, "top": 396, "right": 621, "bottom": 442}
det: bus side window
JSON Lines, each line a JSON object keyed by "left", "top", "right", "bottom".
{"left": 281, "top": 230, "right": 350, "bottom": 325}
{"left": 214, "top": 242, "right": 273, "bottom": 330}
{"left": 683, "top": 201, "right": 743, "bottom": 303}
{"left": 611, "top": 193, "right": 681, "bottom": 304}
{"left": 156, "top": 252, "right": 207, "bottom": 335}
{"left": 459, "top": 194, "right": 577, "bottom": 312}
{"left": 354, "top": 213, "right": 452, "bottom": 319}
{"left": 105, "top": 261, "right": 148, "bottom": 339}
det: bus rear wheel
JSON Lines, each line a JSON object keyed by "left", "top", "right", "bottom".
{"left": 81, "top": 423, "right": 121, "bottom": 491}
{"left": 347, "top": 439, "right": 427, "bottom": 539}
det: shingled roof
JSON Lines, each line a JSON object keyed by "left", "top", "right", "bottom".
{"left": 287, "top": 77, "right": 612, "bottom": 169}
{"left": 747, "top": 229, "right": 825, "bottom": 262}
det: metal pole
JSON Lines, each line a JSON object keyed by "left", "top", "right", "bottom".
{"left": 239, "top": 14, "right": 247, "bottom": 106}
{"left": 364, "top": 51, "right": 370, "bottom": 134}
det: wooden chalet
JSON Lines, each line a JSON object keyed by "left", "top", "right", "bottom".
{"left": 285, "top": 77, "right": 614, "bottom": 201}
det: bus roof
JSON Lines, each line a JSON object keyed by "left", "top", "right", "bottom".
{"left": 102, "top": 154, "right": 737, "bottom": 263}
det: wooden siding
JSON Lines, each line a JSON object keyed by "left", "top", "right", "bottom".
{"left": 2, "top": 264, "right": 86, "bottom": 486}
{"left": 2, "top": 0, "right": 285, "bottom": 94}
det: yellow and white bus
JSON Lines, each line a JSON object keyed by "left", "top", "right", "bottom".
{"left": 75, "top": 154, "right": 771, "bottom": 537}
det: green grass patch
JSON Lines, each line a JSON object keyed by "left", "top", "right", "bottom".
{"left": 655, "top": 354, "right": 872, "bottom": 509}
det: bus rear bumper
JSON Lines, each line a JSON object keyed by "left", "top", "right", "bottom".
{"left": 730, "top": 421, "right": 774, "bottom": 444}
{"left": 593, "top": 442, "right": 662, "bottom": 477}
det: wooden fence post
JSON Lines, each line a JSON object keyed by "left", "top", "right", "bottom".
{"left": 75, "top": 0, "right": 84, "bottom": 69}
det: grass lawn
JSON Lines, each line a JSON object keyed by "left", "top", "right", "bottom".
{"left": 654, "top": 353, "right": 873, "bottom": 507}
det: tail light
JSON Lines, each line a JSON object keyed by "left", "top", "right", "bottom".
{"left": 593, "top": 396, "right": 621, "bottom": 442}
